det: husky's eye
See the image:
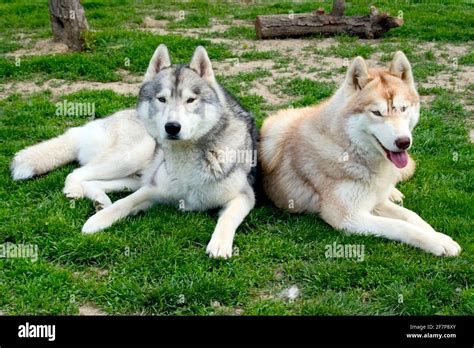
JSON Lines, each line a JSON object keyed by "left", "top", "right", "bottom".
{"left": 157, "top": 97, "right": 166, "bottom": 103}
{"left": 401, "top": 106, "right": 407, "bottom": 112}
{"left": 186, "top": 98, "right": 196, "bottom": 104}
{"left": 371, "top": 110, "right": 383, "bottom": 117}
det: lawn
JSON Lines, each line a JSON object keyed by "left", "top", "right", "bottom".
{"left": 0, "top": 0, "right": 472, "bottom": 315}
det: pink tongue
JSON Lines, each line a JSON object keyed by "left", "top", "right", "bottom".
{"left": 388, "top": 151, "right": 408, "bottom": 168}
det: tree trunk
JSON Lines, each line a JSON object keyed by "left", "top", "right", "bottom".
{"left": 48, "top": 0, "right": 89, "bottom": 51}
{"left": 331, "top": 0, "right": 345, "bottom": 16}
{"left": 255, "top": 6, "right": 403, "bottom": 39}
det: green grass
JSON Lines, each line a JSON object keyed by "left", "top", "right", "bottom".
{"left": 0, "top": 31, "right": 232, "bottom": 83}
{"left": 0, "top": 38, "right": 21, "bottom": 54}
{"left": 278, "top": 77, "right": 336, "bottom": 107}
{"left": 412, "top": 62, "right": 446, "bottom": 81}
{"left": 203, "top": 26, "right": 257, "bottom": 40}
{"left": 167, "top": 12, "right": 210, "bottom": 29}
{"left": 150, "top": 0, "right": 474, "bottom": 41}
{"left": 240, "top": 50, "right": 280, "bottom": 61}
{"left": 314, "top": 35, "right": 376, "bottom": 59}
{"left": 314, "top": 44, "right": 375, "bottom": 59}
{"left": 459, "top": 51, "right": 474, "bottom": 65}
{"left": 0, "top": 0, "right": 473, "bottom": 316}
{"left": 218, "top": 69, "right": 271, "bottom": 125}
{"left": 1, "top": 0, "right": 473, "bottom": 50}
{"left": 1, "top": 87, "right": 472, "bottom": 315}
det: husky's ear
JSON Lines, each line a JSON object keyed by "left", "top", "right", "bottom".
{"left": 344, "top": 56, "right": 370, "bottom": 92}
{"left": 143, "top": 44, "right": 171, "bottom": 83}
{"left": 189, "top": 46, "right": 215, "bottom": 82}
{"left": 389, "top": 51, "right": 415, "bottom": 87}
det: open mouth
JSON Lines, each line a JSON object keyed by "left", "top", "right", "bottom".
{"left": 373, "top": 136, "right": 409, "bottom": 169}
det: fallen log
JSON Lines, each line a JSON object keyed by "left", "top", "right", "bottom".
{"left": 255, "top": 5, "right": 403, "bottom": 40}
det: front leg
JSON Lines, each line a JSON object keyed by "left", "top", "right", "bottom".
{"left": 82, "top": 177, "right": 143, "bottom": 211}
{"left": 63, "top": 154, "right": 140, "bottom": 200}
{"left": 206, "top": 189, "right": 255, "bottom": 259}
{"left": 340, "top": 211, "right": 461, "bottom": 257}
{"left": 374, "top": 200, "right": 435, "bottom": 232}
{"left": 82, "top": 185, "right": 156, "bottom": 234}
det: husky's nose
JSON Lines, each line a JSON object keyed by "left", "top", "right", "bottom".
{"left": 165, "top": 122, "right": 181, "bottom": 136}
{"left": 395, "top": 137, "right": 411, "bottom": 150}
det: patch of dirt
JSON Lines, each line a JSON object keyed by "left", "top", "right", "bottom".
{"left": 137, "top": 27, "right": 170, "bottom": 36}
{"left": 162, "top": 10, "right": 184, "bottom": 19}
{"left": 177, "top": 24, "right": 228, "bottom": 36}
{"left": 117, "top": 69, "right": 142, "bottom": 83}
{"left": 249, "top": 79, "right": 287, "bottom": 105}
{"left": 79, "top": 303, "right": 107, "bottom": 316}
{"left": 249, "top": 38, "right": 336, "bottom": 54}
{"left": 274, "top": 266, "right": 285, "bottom": 280}
{"left": 139, "top": 18, "right": 253, "bottom": 38}
{"left": 208, "top": 37, "right": 336, "bottom": 63}
{"left": 470, "top": 129, "right": 474, "bottom": 143}
{"left": 421, "top": 67, "right": 474, "bottom": 93}
{"left": 72, "top": 267, "right": 109, "bottom": 279}
{"left": 420, "top": 95, "right": 436, "bottom": 106}
{"left": 223, "top": 38, "right": 471, "bottom": 94}
{"left": 210, "top": 301, "right": 244, "bottom": 315}
{"left": 220, "top": 38, "right": 473, "bottom": 110}
{"left": 89, "top": 267, "right": 109, "bottom": 277}
{"left": 10, "top": 32, "right": 36, "bottom": 49}
{"left": 252, "top": 284, "right": 301, "bottom": 303}
{"left": 3, "top": 25, "right": 472, "bottom": 123}
{"left": 253, "top": 289, "right": 275, "bottom": 301}
{"left": 142, "top": 16, "right": 168, "bottom": 29}
{"left": 205, "top": 37, "right": 237, "bottom": 46}
{"left": 463, "top": 103, "right": 474, "bottom": 114}
{"left": 213, "top": 59, "right": 274, "bottom": 75}
{"left": 7, "top": 39, "right": 68, "bottom": 57}
{"left": 440, "top": 43, "right": 471, "bottom": 62}
{"left": 0, "top": 79, "right": 140, "bottom": 99}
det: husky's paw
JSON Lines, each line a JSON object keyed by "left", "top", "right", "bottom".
{"left": 206, "top": 236, "right": 233, "bottom": 259}
{"left": 93, "top": 197, "right": 112, "bottom": 212}
{"left": 63, "top": 177, "right": 84, "bottom": 199}
{"left": 423, "top": 232, "right": 461, "bottom": 257}
{"left": 63, "top": 186, "right": 84, "bottom": 199}
{"left": 82, "top": 183, "right": 113, "bottom": 211}
{"left": 389, "top": 187, "right": 404, "bottom": 203}
{"left": 82, "top": 210, "right": 113, "bottom": 234}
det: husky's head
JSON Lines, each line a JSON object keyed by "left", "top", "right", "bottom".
{"left": 137, "top": 44, "right": 224, "bottom": 143}
{"left": 339, "top": 51, "right": 420, "bottom": 169}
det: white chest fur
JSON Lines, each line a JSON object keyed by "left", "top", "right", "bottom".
{"left": 141, "top": 146, "right": 247, "bottom": 211}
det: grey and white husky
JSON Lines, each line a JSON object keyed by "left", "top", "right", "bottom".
{"left": 11, "top": 44, "right": 257, "bottom": 258}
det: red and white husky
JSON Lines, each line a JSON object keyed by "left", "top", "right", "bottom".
{"left": 259, "top": 52, "right": 461, "bottom": 256}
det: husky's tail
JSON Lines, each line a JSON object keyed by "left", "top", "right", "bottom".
{"left": 11, "top": 128, "right": 81, "bottom": 180}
